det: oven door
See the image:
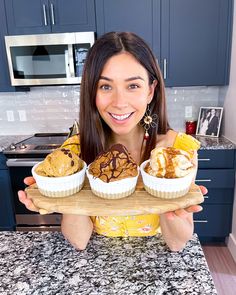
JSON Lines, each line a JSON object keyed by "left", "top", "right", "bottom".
{"left": 7, "top": 158, "right": 61, "bottom": 231}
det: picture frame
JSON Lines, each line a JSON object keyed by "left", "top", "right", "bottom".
{"left": 196, "top": 107, "right": 223, "bottom": 137}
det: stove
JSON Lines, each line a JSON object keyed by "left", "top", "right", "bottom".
{"left": 4, "top": 133, "right": 69, "bottom": 231}
{"left": 4, "top": 133, "right": 68, "bottom": 157}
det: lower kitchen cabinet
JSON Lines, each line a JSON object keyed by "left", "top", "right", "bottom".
{"left": 194, "top": 149, "right": 235, "bottom": 242}
{"left": 0, "top": 154, "right": 15, "bottom": 230}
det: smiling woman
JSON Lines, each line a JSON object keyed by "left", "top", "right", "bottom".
{"left": 19, "top": 31, "right": 204, "bottom": 253}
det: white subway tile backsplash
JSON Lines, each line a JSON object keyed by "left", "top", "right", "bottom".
{"left": 0, "top": 85, "right": 221, "bottom": 135}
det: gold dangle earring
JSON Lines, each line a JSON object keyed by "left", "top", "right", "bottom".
{"left": 142, "top": 104, "right": 158, "bottom": 140}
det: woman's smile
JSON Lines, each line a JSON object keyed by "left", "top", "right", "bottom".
{"left": 109, "top": 112, "right": 134, "bottom": 122}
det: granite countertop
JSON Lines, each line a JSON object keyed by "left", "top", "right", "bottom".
{"left": 0, "top": 232, "right": 217, "bottom": 295}
{"left": 195, "top": 135, "right": 235, "bottom": 150}
{"left": 0, "top": 134, "right": 234, "bottom": 153}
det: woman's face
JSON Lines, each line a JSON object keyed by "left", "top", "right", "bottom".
{"left": 96, "top": 52, "right": 156, "bottom": 137}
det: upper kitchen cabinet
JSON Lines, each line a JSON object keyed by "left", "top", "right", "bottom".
{"left": 5, "top": 0, "right": 96, "bottom": 35}
{"left": 161, "top": 0, "right": 233, "bottom": 87}
{"left": 95, "top": 0, "right": 161, "bottom": 62}
{"left": 0, "top": 0, "right": 15, "bottom": 91}
{"left": 95, "top": 0, "right": 233, "bottom": 87}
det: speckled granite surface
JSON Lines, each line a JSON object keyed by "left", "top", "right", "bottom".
{"left": 0, "top": 232, "right": 217, "bottom": 295}
{"left": 195, "top": 135, "right": 235, "bottom": 150}
{"left": 0, "top": 134, "right": 234, "bottom": 153}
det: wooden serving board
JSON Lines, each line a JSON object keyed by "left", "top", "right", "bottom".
{"left": 26, "top": 177, "right": 204, "bottom": 216}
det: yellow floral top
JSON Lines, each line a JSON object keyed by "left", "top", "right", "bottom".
{"left": 90, "top": 133, "right": 200, "bottom": 237}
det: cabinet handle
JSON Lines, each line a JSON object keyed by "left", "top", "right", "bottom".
{"left": 163, "top": 58, "right": 167, "bottom": 79}
{"left": 50, "top": 3, "right": 55, "bottom": 25}
{"left": 194, "top": 220, "right": 208, "bottom": 223}
{"left": 204, "top": 195, "right": 209, "bottom": 199}
{"left": 42, "top": 4, "right": 48, "bottom": 26}
{"left": 198, "top": 158, "right": 210, "bottom": 161}
{"left": 195, "top": 179, "right": 212, "bottom": 182}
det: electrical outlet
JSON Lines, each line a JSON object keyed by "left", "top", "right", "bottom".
{"left": 6, "top": 110, "right": 14, "bottom": 121}
{"left": 185, "top": 106, "right": 192, "bottom": 118}
{"left": 18, "top": 110, "right": 27, "bottom": 121}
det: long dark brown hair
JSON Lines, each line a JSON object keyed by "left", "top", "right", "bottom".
{"left": 79, "top": 32, "right": 170, "bottom": 164}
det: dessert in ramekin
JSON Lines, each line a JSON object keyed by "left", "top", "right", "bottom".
{"left": 86, "top": 144, "right": 139, "bottom": 199}
{"left": 32, "top": 148, "right": 86, "bottom": 197}
{"left": 140, "top": 147, "right": 196, "bottom": 199}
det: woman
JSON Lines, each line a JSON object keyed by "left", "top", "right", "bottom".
{"left": 199, "top": 110, "right": 210, "bottom": 135}
{"left": 18, "top": 32, "right": 205, "bottom": 251}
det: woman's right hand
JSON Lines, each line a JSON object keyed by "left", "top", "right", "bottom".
{"left": 18, "top": 177, "right": 39, "bottom": 212}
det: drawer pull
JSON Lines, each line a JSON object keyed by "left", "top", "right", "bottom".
{"left": 194, "top": 220, "right": 208, "bottom": 223}
{"left": 195, "top": 179, "right": 212, "bottom": 182}
{"left": 204, "top": 196, "right": 209, "bottom": 199}
{"left": 198, "top": 158, "right": 210, "bottom": 161}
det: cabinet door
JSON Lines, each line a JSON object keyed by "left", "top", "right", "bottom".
{"left": 95, "top": 0, "right": 161, "bottom": 61}
{"left": 0, "top": 170, "right": 15, "bottom": 230}
{"left": 194, "top": 204, "right": 232, "bottom": 238}
{"left": 5, "top": 0, "right": 51, "bottom": 35}
{"left": 50, "top": 0, "right": 96, "bottom": 33}
{"left": 161, "top": 0, "right": 233, "bottom": 86}
{"left": 0, "top": 0, "right": 15, "bottom": 91}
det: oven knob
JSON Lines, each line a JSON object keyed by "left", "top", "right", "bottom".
{"left": 10, "top": 144, "right": 16, "bottom": 150}
{"left": 19, "top": 143, "right": 27, "bottom": 149}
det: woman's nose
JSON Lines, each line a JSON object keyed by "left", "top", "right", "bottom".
{"left": 112, "top": 88, "right": 128, "bottom": 109}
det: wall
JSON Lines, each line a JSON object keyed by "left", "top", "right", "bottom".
{"left": 0, "top": 86, "right": 220, "bottom": 135}
{"left": 221, "top": 0, "right": 236, "bottom": 262}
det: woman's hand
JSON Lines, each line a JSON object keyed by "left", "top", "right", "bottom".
{"left": 18, "top": 177, "right": 39, "bottom": 212}
{"left": 164, "top": 185, "right": 207, "bottom": 220}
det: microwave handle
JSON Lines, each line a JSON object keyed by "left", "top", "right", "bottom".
{"left": 67, "top": 45, "right": 75, "bottom": 78}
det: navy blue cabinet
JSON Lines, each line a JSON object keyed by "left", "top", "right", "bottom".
{"left": 0, "top": 154, "right": 15, "bottom": 231}
{"left": 95, "top": 0, "right": 233, "bottom": 87}
{"left": 0, "top": 0, "right": 15, "bottom": 92}
{"left": 162, "top": 0, "right": 233, "bottom": 86}
{"left": 194, "top": 149, "right": 235, "bottom": 242}
{"left": 95, "top": 0, "right": 161, "bottom": 62}
{"left": 5, "top": 0, "right": 96, "bottom": 35}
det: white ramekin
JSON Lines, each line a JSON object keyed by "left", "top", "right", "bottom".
{"left": 32, "top": 160, "right": 87, "bottom": 197}
{"left": 140, "top": 160, "right": 195, "bottom": 199}
{"left": 86, "top": 165, "right": 139, "bottom": 199}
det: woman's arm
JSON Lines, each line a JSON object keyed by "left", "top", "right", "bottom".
{"left": 159, "top": 151, "right": 203, "bottom": 251}
{"left": 19, "top": 177, "right": 93, "bottom": 251}
{"left": 61, "top": 214, "right": 93, "bottom": 250}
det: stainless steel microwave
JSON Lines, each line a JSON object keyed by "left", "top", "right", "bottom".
{"left": 4, "top": 32, "right": 95, "bottom": 86}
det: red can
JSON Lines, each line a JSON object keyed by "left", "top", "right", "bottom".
{"left": 185, "top": 120, "right": 197, "bottom": 135}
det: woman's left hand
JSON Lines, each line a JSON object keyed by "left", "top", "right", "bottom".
{"left": 164, "top": 185, "right": 207, "bottom": 220}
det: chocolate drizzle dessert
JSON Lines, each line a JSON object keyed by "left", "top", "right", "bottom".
{"left": 86, "top": 144, "right": 139, "bottom": 199}
{"left": 88, "top": 144, "right": 138, "bottom": 183}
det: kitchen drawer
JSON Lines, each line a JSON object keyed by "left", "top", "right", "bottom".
{"left": 194, "top": 204, "right": 232, "bottom": 237}
{"left": 202, "top": 188, "right": 234, "bottom": 204}
{"left": 198, "top": 150, "right": 235, "bottom": 169}
{"left": 196, "top": 169, "right": 235, "bottom": 188}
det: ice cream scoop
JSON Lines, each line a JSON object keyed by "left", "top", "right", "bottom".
{"left": 35, "top": 148, "right": 83, "bottom": 177}
{"left": 145, "top": 147, "right": 194, "bottom": 178}
{"left": 88, "top": 144, "right": 138, "bottom": 183}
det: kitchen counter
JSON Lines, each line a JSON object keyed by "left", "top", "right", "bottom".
{"left": 195, "top": 135, "right": 235, "bottom": 150}
{"left": 0, "top": 232, "right": 217, "bottom": 294}
{"left": 0, "top": 134, "right": 234, "bottom": 153}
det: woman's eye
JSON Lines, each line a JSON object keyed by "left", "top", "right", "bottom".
{"left": 129, "top": 84, "right": 140, "bottom": 89}
{"left": 99, "top": 84, "right": 112, "bottom": 91}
